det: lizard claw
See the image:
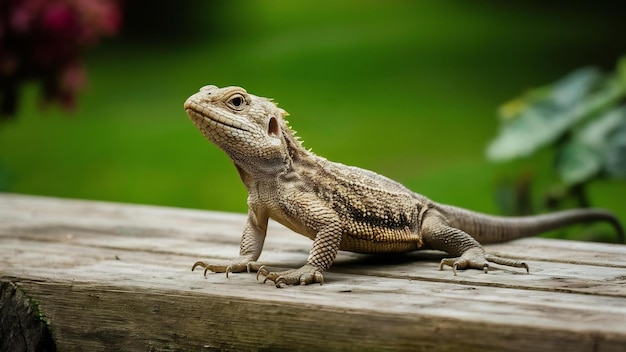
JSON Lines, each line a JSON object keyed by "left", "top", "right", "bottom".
{"left": 225, "top": 265, "right": 233, "bottom": 278}
{"left": 275, "top": 278, "right": 287, "bottom": 288}
{"left": 256, "top": 265, "right": 267, "bottom": 281}
{"left": 191, "top": 261, "right": 220, "bottom": 277}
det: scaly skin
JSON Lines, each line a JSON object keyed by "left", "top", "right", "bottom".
{"left": 184, "top": 85, "right": 624, "bottom": 287}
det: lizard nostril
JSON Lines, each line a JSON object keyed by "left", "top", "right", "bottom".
{"left": 268, "top": 117, "right": 280, "bottom": 137}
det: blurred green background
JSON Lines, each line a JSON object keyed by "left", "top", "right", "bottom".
{"left": 1, "top": 1, "right": 625, "bottom": 240}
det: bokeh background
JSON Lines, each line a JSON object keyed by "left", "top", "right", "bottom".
{"left": 2, "top": 0, "right": 625, "bottom": 241}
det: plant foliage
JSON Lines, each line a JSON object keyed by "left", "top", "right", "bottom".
{"left": 488, "top": 57, "right": 626, "bottom": 187}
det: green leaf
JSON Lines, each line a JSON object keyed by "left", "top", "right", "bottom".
{"left": 488, "top": 103, "right": 560, "bottom": 159}
{"left": 604, "top": 120, "right": 626, "bottom": 178}
{"left": 577, "top": 105, "right": 626, "bottom": 150}
{"left": 487, "top": 68, "right": 624, "bottom": 161}
{"left": 550, "top": 67, "right": 602, "bottom": 107}
{"left": 556, "top": 141, "right": 602, "bottom": 185}
{"left": 560, "top": 105, "right": 626, "bottom": 183}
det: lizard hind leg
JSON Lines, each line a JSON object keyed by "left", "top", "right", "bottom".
{"left": 422, "top": 215, "right": 529, "bottom": 275}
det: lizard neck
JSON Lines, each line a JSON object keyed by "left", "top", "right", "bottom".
{"left": 283, "top": 125, "right": 313, "bottom": 166}
{"left": 234, "top": 122, "right": 316, "bottom": 187}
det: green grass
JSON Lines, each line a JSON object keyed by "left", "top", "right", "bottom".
{"left": 1, "top": 1, "right": 624, "bottom": 241}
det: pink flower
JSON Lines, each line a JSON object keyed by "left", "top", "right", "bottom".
{"left": 1, "top": 0, "right": 122, "bottom": 117}
{"left": 41, "top": 4, "right": 79, "bottom": 37}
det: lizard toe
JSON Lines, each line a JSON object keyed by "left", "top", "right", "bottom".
{"left": 192, "top": 257, "right": 263, "bottom": 278}
{"left": 439, "top": 257, "right": 489, "bottom": 275}
{"left": 191, "top": 261, "right": 228, "bottom": 277}
{"left": 257, "top": 264, "right": 324, "bottom": 288}
{"left": 439, "top": 248, "right": 492, "bottom": 275}
{"left": 485, "top": 254, "right": 529, "bottom": 273}
{"left": 439, "top": 249, "right": 529, "bottom": 275}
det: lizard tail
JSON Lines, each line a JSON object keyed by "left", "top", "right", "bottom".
{"left": 437, "top": 204, "right": 625, "bottom": 244}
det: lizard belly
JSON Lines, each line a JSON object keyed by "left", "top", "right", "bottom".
{"left": 270, "top": 206, "right": 422, "bottom": 253}
{"left": 340, "top": 229, "right": 423, "bottom": 254}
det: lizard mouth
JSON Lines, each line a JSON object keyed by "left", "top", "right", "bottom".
{"left": 185, "top": 107, "right": 250, "bottom": 133}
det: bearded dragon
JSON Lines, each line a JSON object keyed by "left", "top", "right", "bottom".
{"left": 184, "top": 85, "right": 624, "bottom": 287}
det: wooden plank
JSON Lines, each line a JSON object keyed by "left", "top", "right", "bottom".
{"left": 1, "top": 193, "right": 626, "bottom": 351}
{"left": 486, "top": 238, "right": 626, "bottom": 267}
{"left": 3, "top": 194, "right": 624, "bottom": 297}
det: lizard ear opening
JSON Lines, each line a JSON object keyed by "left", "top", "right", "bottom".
{"left": 268, "top": 117, "right": 280, "bottom": 137}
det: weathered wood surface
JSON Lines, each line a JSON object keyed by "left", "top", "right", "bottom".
{"left": 1, "top": 193, "right": 625, "bottom": 351}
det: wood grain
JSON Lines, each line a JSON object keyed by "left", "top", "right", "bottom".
{"left": 1, "top": 193, "right": 625, "bottom": 351}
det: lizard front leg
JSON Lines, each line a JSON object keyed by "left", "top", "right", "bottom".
{"left": 421, "top": 214, "right": 528, "bottom": 275}
{"left": 192, "top": 209, "right": 268, "bottom": 277}
{"left": 258, "top": 194, "right": 343, "bottom": 287}
{"left": 258, "top": 222, "right": 342, "bottom": 287}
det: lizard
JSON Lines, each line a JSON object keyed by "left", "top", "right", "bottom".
{"left": 183, "top": 84, "right": 624, "bottom": 288}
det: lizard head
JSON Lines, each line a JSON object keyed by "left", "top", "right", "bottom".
{"left": 184, "top": 85, "right": 299, "bottom": 174}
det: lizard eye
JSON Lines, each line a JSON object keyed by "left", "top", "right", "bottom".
{"left": 227, "top": 94, "right": 246, "bottom": 111}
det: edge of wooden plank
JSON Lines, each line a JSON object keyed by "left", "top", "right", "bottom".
{"left": 3, "top": 276, "right": 624, "bottom": 352}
